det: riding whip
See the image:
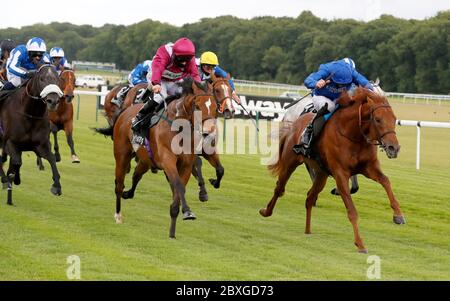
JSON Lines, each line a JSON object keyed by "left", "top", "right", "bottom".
{"left": 238, "top": 102, "right": 260, "bottom": 132}
{"left": 284, "top": 72, "right": 335, "bottom": 109}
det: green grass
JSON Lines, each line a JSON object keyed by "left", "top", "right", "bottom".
{"left": 0, "top": 96, "right": 449, "bottom": 280}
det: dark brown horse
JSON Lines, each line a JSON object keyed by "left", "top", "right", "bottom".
{"left": 37, "top": 69, "right": 79, "bottom": 169}
{"left": 97, "top": 78, "right": 218, "bottom": 238}
{"left": 0, "top": 64, "right": 63, "bottom": 205}
{"left": 260, "top": 87, "right": 405, "bottom": 253}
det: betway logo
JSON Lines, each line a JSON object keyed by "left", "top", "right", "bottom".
{"left": 235, "top": 95, "right": 290, "bottom": 121}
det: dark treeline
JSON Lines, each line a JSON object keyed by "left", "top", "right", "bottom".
{"left": 1, "top": 11, "right": 449, "bottom": 93}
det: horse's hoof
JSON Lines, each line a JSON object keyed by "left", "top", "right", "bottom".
{"left": 114, "top": 213, "right": 123, "bottom": 224}
{"left": 50, "top": 186, "right": 62, "bottom": 196}
{"left": 122, "top": 190, "right": 134, "bottom": 199}
{"left": 350, "top": 187, "right": 359, "bottom": 194}
{"left": 209, "top": 178, "right": 220, "bottom": 189}
{"left": 13, "top": 174, "right": 20, "bottom": 186}
{"left": 259, "top": 208, "right": 271, "bottom": 217}
{"left": 55, "top": 154, "right": 61, "bottom": 162}
{"left": 199, "top": 192, "right": 208, "bottom": 202}
{"left": 183, "top": 211, "right": 196, "bottom": 220}
{"left": 393, "top": 216, "right": 406, "bottom": 225}
{"left": 38, "top": 166, "right": 45, "bottom": 171}
{"left": 330, "top": 188, "right": 340, "bottom": 195}
{"left": 71, "top": 155, "right": 80, "bottom": 163}
{"left": 358, "top": 249, "right": 369, "bottom": 254}
{"left": 6, "top": 201, "right": 14, "bottom": 206}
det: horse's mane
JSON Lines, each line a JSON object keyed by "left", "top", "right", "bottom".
{"left": 180, "top": 76, "right": 208, "bottom": 95}
{"left": 336, "top": 87, "right": 389, "bottom": 108}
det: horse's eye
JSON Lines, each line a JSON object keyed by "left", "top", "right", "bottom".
{"left": 375, "top": 118, "right": 381, "bottom": 123}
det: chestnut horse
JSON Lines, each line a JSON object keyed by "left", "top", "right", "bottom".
{"left": 0, "top": 64, "right": 63, "bottom": 205}
{"left": 97, "top": 78, "right": 218, "bottom": 238}
{"left": 37, "top": 69, "right": 79, "bottom": 169}
{"left": 260, "top": 87, "right": 405, "bottom": 253}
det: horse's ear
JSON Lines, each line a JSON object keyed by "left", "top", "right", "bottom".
{"left": 375, "top": 77, "right": 380, "bottom": 86}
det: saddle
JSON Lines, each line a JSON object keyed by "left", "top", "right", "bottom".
{"left": 0, "top": 87, "right": 18, "bottom": 102}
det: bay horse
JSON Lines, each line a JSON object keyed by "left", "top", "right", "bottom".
{"left": 103, "top": 83, "right": 127, "bottom": 126}
{"left": 260, "top": 87, "right": 405, "bottom": 253}
{"left": 0, "top": 64, "right": 64, "bottom": 205}
{"left": 36, "top": 69, "right": 79, "bottom": 169}
{"left": 99, "top": 73, "right": 234, "bottom": 202}
{"left": 97, "top": 78, "right": 218, "bottom": 238}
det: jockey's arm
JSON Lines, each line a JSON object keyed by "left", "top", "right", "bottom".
{"left": 304, "top": 69, "right": 329, "bottom": 89}
{"left": 7, "top": 51, "right": 27, "bottom": 78}
{"left": 352, "top": 70, "right": 373, "bottom": 90}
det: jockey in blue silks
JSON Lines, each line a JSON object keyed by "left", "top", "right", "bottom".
{"left": 0, "top": 37, "right": 50, "bottom": 91}
{"left": 50, "top": 47, "right": 71, "bottom": 74}
{"left": 198, "top": 51, "right": 241, "bottom": 106}
{"left": 114, "top": 59, "right": 152, "bottom": 106}
{"left": 293, "top": 58, "right": 373, "bottom": 156}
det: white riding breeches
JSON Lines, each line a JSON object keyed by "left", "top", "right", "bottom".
{"left": 153, "top": 80, "right": 182, "bottom": 104}
{"left": 6, "top": 72, "right": 24, "bottom": 87}
{"left": 312, "top": 95, "right": 337, "bottom": 113}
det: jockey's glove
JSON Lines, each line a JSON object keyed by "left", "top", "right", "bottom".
{"left": 26, "top": 70, "right": 37, "bottom": 78}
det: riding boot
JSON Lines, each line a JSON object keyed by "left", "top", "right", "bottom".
{"left": 293, "top": 104, "right": 329, "bottom": 156}
{"left": 131, "top": 98, "right": 160, "bottom": 145}
{"left": 138, "top": 88, "right": 153, "bottom": 103}
{"left": 113, "top": 85, "right": 131, "bottom": 107}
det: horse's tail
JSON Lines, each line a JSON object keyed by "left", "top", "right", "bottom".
{"left": 267, "top": 130, "right": 289, "bottom": 177}
{"left": 94, "top": 125, "right": 113, "bottom": 136}
{"left": 93, "top": 108, "right": 125, "bottom": 138}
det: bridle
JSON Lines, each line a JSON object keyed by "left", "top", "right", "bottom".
{"left": 358, "top": 102, "right": 396, "bottom": 147}
{"left": 211, "top": 78, "right": 232, "bottom": 112}
{"left": 25, "top": 65, "right": 54, "bottom": 103}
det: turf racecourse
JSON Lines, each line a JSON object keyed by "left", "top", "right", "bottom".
{"left": 0, "top": 95, "right": 449, "bottom": 280}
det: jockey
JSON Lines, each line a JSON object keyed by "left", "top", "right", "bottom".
{"left": 131, "top": 37, "right": 201, "bottom": 145}
{"left": 0, "top": 39, "right": 16, "bottom": 72}
{"left": 49, "top": 47, "right": 71, "bottom": 73}
{"left": 198, "top": 51, "right": 241, "bottom": 106}
{"left": 293, "top": 58, "right": 373, "bottom": 156}
{"left": 114, "top": 60, "right": 152, "bottom": 106}
{"left": 0, "top": 37, "right": 50, "bottom": 91}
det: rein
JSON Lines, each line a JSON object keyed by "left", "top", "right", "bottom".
{"left": 212, "top": 79, "right": 232, "bottom": 105}
{"left": 358, "top": 103, "right": 396, "bottom": 145}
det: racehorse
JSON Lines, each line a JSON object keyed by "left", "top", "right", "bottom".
{"left": 260, "top": 87, "right": 405, "bottom": 252}
{"left": 0, "top": 64, "right": 64, "bottom": 205}
{"left": 103, "top": 83, "right": 127, "bottom": 126}
{"left": 99, "top": 73, "right": 234, "bottom": 202}
{"left": 97, "top": 77, "right": 218, "bottom": 238}
{"left": 36, "top": 69, "right": 79, "bottom": 169}
{"left": 280, "top": 79, "right": 386, "bottom": 197}
{"left": 280, "top": 95, "right": 359, "bottom": 196}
